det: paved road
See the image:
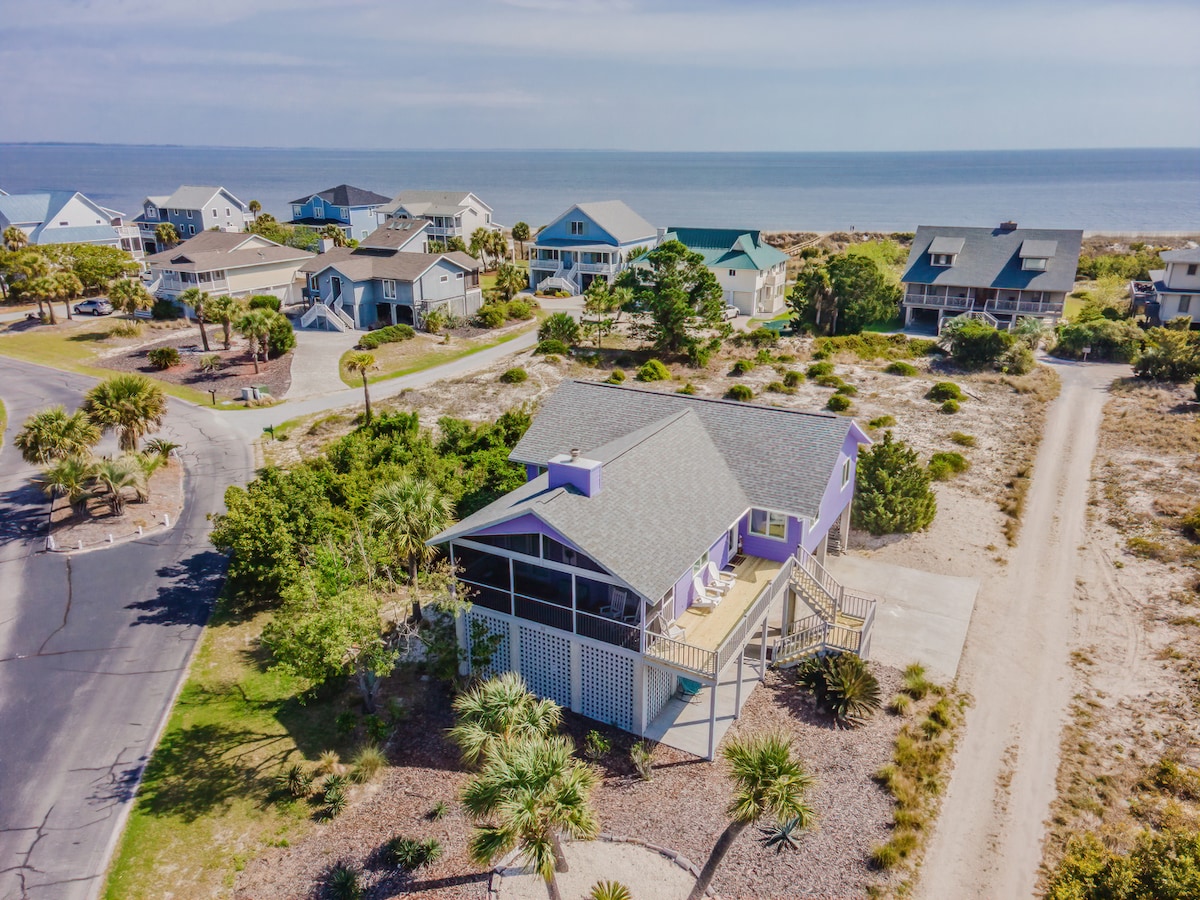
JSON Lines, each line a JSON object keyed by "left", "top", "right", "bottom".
{"left": 0, "top": 359, "right": 253, "bottom": 900}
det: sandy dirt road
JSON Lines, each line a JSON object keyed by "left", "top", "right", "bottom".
{"left": 917, "top": 359, "right": 1126, "bottom": 899}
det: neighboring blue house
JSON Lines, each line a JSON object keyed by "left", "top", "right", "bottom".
{"left": 135, "top": 185, "right": 254, "bottom": 254}
{"left": 0, "top": 190, "right": 144, "bottom": 262}
{"left": 529, "top": 200, "right": 659, "bottom": 294}
{"left": 288, "top": 184, "right": 392, "bottom": 243}
{"left": 297, "top": 221, "right": 481, "bottom": 331}
{"left": 430, "top": 381, "right": 875, "bottom": 758}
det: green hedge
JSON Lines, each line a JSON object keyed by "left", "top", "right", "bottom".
{"left": 358, "top": 324, "right": 416, "bottom": 350}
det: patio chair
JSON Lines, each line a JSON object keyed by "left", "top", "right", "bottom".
{"left": 676, "top": 677, "right": 703, "bottom": 703}
{"left": 703, "top": 561, "right": 736, "bottom": 593}
{"left": 690, "top": 575, "right": 722, "bottom": 610}
{"left": 603, "top": 587, "right": 639, "bottom": 624}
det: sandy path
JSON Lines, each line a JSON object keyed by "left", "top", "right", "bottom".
{"left": 917, "top": 359, "right": 1124, "bottom": 899}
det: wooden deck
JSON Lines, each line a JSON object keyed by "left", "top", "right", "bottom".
{"left": 674, "top": 556, "right": 785, "bottom": 653}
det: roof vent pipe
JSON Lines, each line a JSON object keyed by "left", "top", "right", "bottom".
{"left": 1000, "top": 221, "right": 1018, "bottom": 232}
{"left": 570, "top": 448, "right": 581, "bottom": 461}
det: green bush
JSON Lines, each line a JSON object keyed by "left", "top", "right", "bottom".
{"left": 197, "top": 353, "right": 222, "bottom": 373}
{"left": 742, "top": 327, "right": 779, "bottom": 348}
{"left": 606, "top": 368, "right": 626, "bottom": 384}
{"left": 499, "top": 367, "right": 528, "bottom": 384}
{"left": 928, "top": 451, "right": 970, "bottom": 481}
{"left": 835, "top": 383, "right": 858, "bottom": 396}
{"left": 506, "top": 298, "right": 534, "bottom": 320}
{"left": 998, "top": 343, "right": 1036, "bottom": 375}
{"left": 813, "top": 332, "right": 926, "bottom": 362}
{"left": 637, "top": 359, "right": 670, "bottom": 382}
{"left": 1133, "top": 327, "right": 1200, "bottom": 381}
{"left": 386, "top": 836, "right": 444, "bottom": 872}
{"left": 886, "top": 361, "right": 918, "bottom": 376}
{"left": 806, "top": 361, "right": 834, "bottom": 379}
{"left": 814, "top": 374, "right": 844, "bottom": 388}
{"left": 538, "top": 311, "right": 580, "bottom": 345}
{"left": 350, "top": 743, "right": 388, "bottom": 783}
{"left": 583, "top": 730, "right": 612, "bottom": 761}
{"left": 731, "top": 359, "right": 755, "bottom": 376}
{"left": 266, "top": 309, "right": 296, "bottom": 357}
{"left": 1045, "top": 829, "right": 1200, "bottom": 900}
{"left": 248, "top": 294, "right": 282, "bottom": 312}
{"left": 783, "top": 370, "right": 804, "bottom": 388}
{"left": 868, "top": 415, "right": 896, "bottom": 429}
{"left": 278, "top": 762, "right": 313, "bottom": 798}
{"left": 151, "top": 298, "right": 180, "bottom": 320}
{"left": 325, "top": 862, "right": 362, "bottom": 900}
{"left": 765, "top": 381, "right": 792, "bottom": 394}
{"left": 358, "top": 324, "right": 415, "bottom": 350}
{"left": 940, "top": 399, "right": 960, "bottom": 414}
{"left": 677, "top": 382, "right": 696, "bottom": 395}
{"left": 1054, "top": 319, "right": 1144, "bottom": 362}
{"left": 422, "top": 308, "right": 446, "bottom": 333}
{"left": 1180, "top": 507, "right": 1200, "bottom": 540}
{"left": 589, "top": 882, "right": 633, "bottom": 900}
{"left": 853, "top": 432, "right": 937, "bottom": 535}
{"left": 827, "top": 394, "right": 852, "bottom": 412}
{"left": 1194, "top": 376, "right": 1200, "bottom": 402}
{"left": 927, "top": 382, "right": 964, "bottom": 402}
{"left": 475, "top": 303, "right": 508, "bottom": 329}
{"left": 147, "top": 346, "right": 180, "bottom": 370}
{"left": 949, "top": 432, "right": 976, "bottom": 447}
{"left": 939, "top": 317, "right": 1015, "bottom": 368}
{"left": 535, "top": 338, "right": 568, "bottom": 355}
{"left": 726, "top": 384, "right": 754, "bottom": 401}
{"left": 797, "top": 653, "right": 882, "bottom": 727}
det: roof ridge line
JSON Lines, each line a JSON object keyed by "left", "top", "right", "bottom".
{"left": 569, "top": 379, "right": 842, "bottom": 421}
{"left": 592, "top": 408, "right": 694, "bottom": 464}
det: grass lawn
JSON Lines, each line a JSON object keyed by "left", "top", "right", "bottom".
{"left": 845, "top": 239, "right": 907, "bottom": 284}
{"left": 102, "top": 610, "right": 354, "bottom": 900}
{"left": 0, "top": 398, "right": 6, "bottom": 446}
{"left": 338, "top": 317, "right": 541, "bottom": 387}
{"left": 1064, "top": 294, "right": 1085, "bottom": 322}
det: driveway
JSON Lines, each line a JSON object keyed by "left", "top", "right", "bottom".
{"left": 283, "top": 326, "right": 361, "bottom": 400}
{"left": 0, "top": 359, "right": 252, "bottom": 900}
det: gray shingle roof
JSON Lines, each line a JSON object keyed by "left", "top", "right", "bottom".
{"left": 377, "top": 190, "right": 491, "bottom": 217}
{"left": 1162, "top": 248, "right": 1200, "bottom": 264}
{"left": 509, "top": 380, "right": 856, "bottom": 521}
{"left": 434, "top": 410, "right": 751, "bottom": 602}
{"left": 146, "top": 231, "right": 313, "bottom": 271}
{"left": 902, "top": 225, "right": 1083, "bottom": 293}
{"left": 928, "top": 236, "right": 965, "bottom": 255}
{"left": 157, "top": 186, "right": 245, "bottom": 211}
{"left": 297, "top": 246, "right": 479, "bottom": 283}
{"left": 289, "top": 184, "right": 390, "bottom": 207}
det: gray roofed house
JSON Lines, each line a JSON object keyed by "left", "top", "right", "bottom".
{"left": 145, "top": 232, "right": 314, "bottom": 306}
{"left": 901, "top": 222, "right": 1083, "bottom": 332}
{"left": 0, "top": 190, "right": 143, "bottom": 260}
{"left": 529, "top": 200, "right": 660, "bottom": 295}
{"left": 376, "top": 190, "right": 497, "bottom": 247}
{"left": 287, "top": 184, "right": 392, "bottom": 241}
{"left": 1137, "top": 246, "right": 1200, "bottom": 326}
{"left": 429, "top": 380, "right": 873, "bottom": 758}
{"left": 134, "top": 185, "right": 254, "bottom": 253}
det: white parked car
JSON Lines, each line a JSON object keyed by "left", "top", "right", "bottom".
{"left": 722, "top": 304, "right": 740, "bottom": 321}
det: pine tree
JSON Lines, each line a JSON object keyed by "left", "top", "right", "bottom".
{"left": 851, "top": 431, "right": 937, "bottom": 535}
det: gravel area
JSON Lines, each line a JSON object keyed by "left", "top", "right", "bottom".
{"left": 49, "top": 463, "right": 183, "bottom": 549}
{"left": 236, "top": 667, "right": 905, "bottom": 900}
{"left": 95, "top": 330, "right": 293, "bottom": 402}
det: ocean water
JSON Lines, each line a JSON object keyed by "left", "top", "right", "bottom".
{"left": 0, "top": 144, "right": 1196, "bottom": 234}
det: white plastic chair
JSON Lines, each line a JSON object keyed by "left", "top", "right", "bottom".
{"left": 691, "top": 575, "right": 722, "bottom": 610}
{"left": 704, "top": 561, "right": 736, "bottom": 593}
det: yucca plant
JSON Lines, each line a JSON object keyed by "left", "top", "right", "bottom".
{"left": 428, "top": 800, "right": 450, "bottom": 821}
{"left": 278, "top": 762, "right": 313, "bottom": 798}
{"left": 325, "top": 861, "right": 362, "bottom": 900}
{"left": 797, "top": 653, "right": 882, "bottom": 727}
{"left": 589, "top": 881, "right": 633, "bottom": 900}
{"left": 349, "top": 743, "right": 388, "bottom": 783}
{"left": 386, "top": 835, "right": 443, "bottom": 871}
{"left": 323, "top": 785, "right": 347, "bottom": 818}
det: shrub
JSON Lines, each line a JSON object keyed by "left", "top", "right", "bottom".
{"left": 590, "top": 882, "right": 633, "bottom": 900}
{"left": 266, "top": 309, "right": 295, "bottom": 356}
{"left": 150, "top": 298, "right": 180, "bottom": 320}
{"left": 535, "top": 338, "right": 568, "bottom": 355}
{"left": 386, "top": 836, "right": 444, "bottom": 871}
{"left": 869, "top": 415, "right": 896, "bottom": 429}
{"left": 797, "top": 653, "right": 882, "bottom": 727}
{"left": 887, "top": 694, "right": 913, "bottom": 716}
{"left": 908, "top": 337, "right": 939, "bottom": 356}
{"left": 927, "top": 382, "right": 963, "bottom": 402}
{"left": 506, "top": 298, "right": 534, "bottom": 320}
{"left": 939, "top": 317, "right": 1014, "bottom": 368}
{"left": 853, "top": 432, "right": 937, "bottom": 535}
{"left": 886, "top": 361, "right": 918, "bottom": 376}
{"left": 323, "top": 784, "right": 347, "bottom": 818}
{"left": 630, "top": 740, "right": 654, "bottom": 780}
{"left": 1133, "top": 326, "right": 1200, "bottom": 381}
{"left": 499, "top": 367, "right": 528, "bottom": 384}
{"left": 538, "top": 311, "right": 580, "bottom": 345}
{"left": 940, "top": 399, "right": 960, "bottom": 414}
{"left": 744, "top": 327, "right": 779, "bottom": 347}
{"left": 350, "top": 743, "right": 388, "bottom": 783}
{"left": 637, "top": 359, "right": 670, "bottom": 382}
{"left": 147, "top": 346, "right": 180, "bottom": 370}
{"left": 1195, "top": 375, "right": 1200, "bottom": 402}
{"left": 606, "top": 368, "right": 626, "bottom": 384}
{"left": 1054, "top": 319, "right": 1144, "bottom": 362}
{"left": 1045, "top": 829, "right": 1200, "bottom": 900}
{"left": 475, "top": 303, "right": 507, "bottom": 329}
{"left": 813, "top": 332, "right": 926, "bottom": 362}
{"left": 108, "top": 320, "right": 142, "bottom": 338}
{"left": 278, "top": 762, "right": 313, "bottom": 798}
{"left": 248, "top": 294, "right": 282, "bottom": 312}
{"left": 901, "top": 663, "right": 935, "bottom": 700}
{"left": 998, "top": 343, "right": 1036, "bottom": 375}
{"left": 765, "top": 381, "right": 791, "bottom": 394}
{"left": 826, "top": 394, "right": 852, "bottom": 412}
{"left": 783, "top": 370, "right": 804, "bottom": 388}
{"left": 949, "top": 432, "right": 976, "bottom": 447}
{"left": 725, "top": 384, "right": 754, "bottom": 402}
{"left": 806, "top": 361, "right": 834, "bottom": 379}
{"left": 325, "top": 862, "right": 362, "bottom": 900}
{"left": 197, "top": 353, "right": 222, "bottom": 373}
{"left": 928, "top": 451, "right": 970, "bottom": 481}
{"left": 814, "top": 374, "right": 844, "bottom": 388}
{"left": 731, "top": 359, "right": 755, "bottom": 376}
{"left": 428, "top": 800, "right": 449, "bottom": 820}
{"left": 583, "top": 730, "right": 611, "bottom": 761}
{"left": 835, "top": 383, "right": 857, "bottom": 396}
{"left": 358, "top": 324, "right": 415, "bottom": 350}
{"left": 422, "top": 308, "right": 446, "bottom": 333}
{"left": 317, "top": 749, "right": 342, "bottom": 775}
{"left": 677, "top": 382, "right": 696, "bottom": 395}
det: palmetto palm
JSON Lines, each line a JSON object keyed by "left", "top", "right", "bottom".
{"left": 54, "top": 271, "right": 83, "bottom": 321}
{"left": 511, "top": 222, "right": 530, "bottom": 258}
{"left": 88, "top": 456, "right": 145, "bottom": 515}
{"left": 489, "top": 230, "right": 509, "bottom": 264}
{"left": 81, "top": 374, "right": 168, "bottom": 453}
{"left": 107, "top": 277, "right": 153, "bottom": 318}
{"left": 449, "top": 673, "right": 563, "bottom": 768}
{"left": 3, "top": 225, "right": 28, "bottom": 252}
{"left": 494, "top": 263, "right": 527, "bottom": 302}
{"left": 321, "top": 224, "right": 348, "bottom": 247}
{"left": 204, "top": 295, "right": 243, "bottom": 349}
{"left": 155, "top": 222, "right": 179, "bottom": 249}
{"left": 344, "top": 351, "right": 375, "bottom": 422}
{"left": 14, "top": 406, "right": 101, "bottom": 465}
{"left": 249, "top": 200, "right": 262, "bottom": 220}
{"left": 236, "top": 308, "right": 274, "bottom": 373}
{"left": 461, "top": 735, "right": 599, "bottom": 900}
{"left": 178, "top": 287, "right": 212, "bottom": 351}
{"left": 38, "top": 454, "right": 96, "bottom": 519}
{"left": 367, "top": 476, "right": 453, "bottom": 614}
{"left": 686, "top": 733, "right": 815, "bottom": 900}
{"left": 469, "top": 227, "right": 493, "bottom": 268}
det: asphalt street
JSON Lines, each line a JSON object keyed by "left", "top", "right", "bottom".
{"left": 0, "top": 359, "right": 253, "bottom": 900}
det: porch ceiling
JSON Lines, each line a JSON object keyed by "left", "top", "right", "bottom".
{"left": 674, "top": 556, "right": 784, "bottom": 653}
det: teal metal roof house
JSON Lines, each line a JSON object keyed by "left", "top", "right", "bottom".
{"left": 663, "top": 227, "right": 790, "bottom": 316}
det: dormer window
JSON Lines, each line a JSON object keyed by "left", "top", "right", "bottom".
{"left": 931, "top": 253, "right": 955, "bottom": 267}
{"left": 1022, "top": 257, "right": 1048, "bottom": 271}
{"left": 1188, "top": 264, "right": 1198, "bottom": 276}
{"left": 146, "top": 206, "right": 158, "bottom": 219}
{"left": 1019, "top": 239, "right": 1056, "bottom": 272}
{"left": 570, "top": 220, "right": 585, "bottom": 235}
{"left": 927, "top": 236, "right": 964, "bottom": 268}
{"left": 339, "top": 207, "right": 349, "bottom": 218}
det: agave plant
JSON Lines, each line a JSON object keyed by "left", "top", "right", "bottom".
{"left": 325, "top": 862, "right": 362, "bottom": 900}
{"left": 758, "top": 814, "right": 810, "bottom": 853}
{"left": 798, "top": 653, "right": 882, "bottom": 728}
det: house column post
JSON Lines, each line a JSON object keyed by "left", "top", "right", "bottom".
{"left": 456, "top": 611, "right": 469, "bottom": 676}
{"left": 734, "top": 653, "right": 743, "bottom": 720}
{"left": 569, "top": 641, "right": 582, "bottom": 714}
{"left": 840, "top": 503, "right": 851, "bottom": 550}
{"left": 759, "top": 616, "right": 769, "bottom": 682}
{"left": 633, "top": 661, "right": 647, "bottom": 735}
{"left": 509, "top": 620, "right": 521, "bottom": 674}
{"left": 706, "top": 679, "right": 718, "bottom": 761}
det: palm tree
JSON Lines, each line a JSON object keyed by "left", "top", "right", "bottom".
{"left": 686, "top": 733, "right": 815, "bottom": 900}
{"left": 154, "top": 222, "right": 180, "bottom": 250}
{"left": 249, "top": 200, "right": 262, "bottom": 220}
{"left": 4, "top": 249, "right": 50, "bottom": 308}
{"left": 489, "top": 230, "right": 509, "bottom": 264}
{"left": 321, "top": 224, "right": 348, "bottom": 247}
{"left": 15, "top": 406, "right": 101, "bottom": 464}
{"left": 88, "top": 456, "right": 145, "bottom": 515}
{"left": 178, "top": 287, "right": 212, "bottom": 351}
{"left": 107, "top": 277, "right": 153, "bottom": 318}
{"left": 3, "top": 225, "right": 28, "bottom": 252}
{"left": 449, "top": 673, "right": 563, "bottom": 768}
{"left": 54, "top": 271, "right": 83, "bottom": 321}
{"left": 366, "top": 476, "right": 453, "bottom": 616}
{"left": 204, "top": 295, "right": 243, "bottom": 349}
{"left": 344, "top": 351, "right": 375, "bottom": 422}
{"left": 494, "top": 263, "right": 527, "bottom": 302}
{"left": 470, "top": 227, "right": 493, "bottom": 269}
{"left": 462, "top": 735, "right": 599, "bottom": 900}
{"left": 23, "top": 274, "right": 58, "bottom": 323}
{"left": 82, "top": 374, "right": 168, "bottom": 453}
{"left": 236, "top": 308, "right": 274, "bottom": 373}
{"left": 38, "top": 454, "right": 96, "bottom": 519}
{"left": 511, "top": 222, "right": 530, "bottom": 259}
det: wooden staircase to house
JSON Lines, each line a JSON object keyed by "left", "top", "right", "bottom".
{"left": 772, "top": 548, "right": 876, "bottom": 668}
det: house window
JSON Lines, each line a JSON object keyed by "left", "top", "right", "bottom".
{"left": 188, "top": 225, "right": 195, "bottom": 235}
{"left": 1181, "top": 296, "right": 1192, "bottom": 313}
{"left": 727, "top": 527, "right": 737, "bottom": 556}
{"left": 146, "top": 206, "right": 158, "bottom": 219}
{"left": 728, "top": 269, "right": 737, "bottom": 277}
{"left": 570, "top": 220, "right": 585, "bottom": 235}
{"left": 225, "top": 207, "right": 231, "bottom": 217}
{"left": 692, "top": 549, "right": 710, "bottom": 577}
{"left": 456, "top": 272, "right": 464, "bottom": 280}
{"left": 185, "top": 210, "right": 192, "bottom": 219}
{"left": 292, "top": 206, "right": 302, "bottom": 218}
{"left": 340, "top": 207, "right": 349, "bottom": 218}
{"left": 211, "top": 208, "right": 217, "bottom": 217}
{"left": 440, "top": 275, "right": 449, "bottom": 283}
{"left": 931, "top": 253, "right": 954, "bottom": 267}
{"left": 749, "top": 509, "right": 787, "bottom": 540}
{"left": 1022, "top": 257, "right": 1048, "bottom": 271}
{"left": 842, "top": 458, "right": 852, "bottom": 487}
{"left": 382, "top": 279, "right": 396, "bottom": 299}
{"left": 361, "top": 230, "right": 368, "bottom": 238}
{"left": 309, "top": 275, "right": 319, "bottom": 291}
{"left": 1188, "top": 264, "right": 1198, "bottom": 276}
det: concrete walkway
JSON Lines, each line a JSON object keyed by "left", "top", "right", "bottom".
{"left": 825, "top": 555, "right": 979, "bottom": 682}
{"left": 284, "top": 327, "right": 362, "bottom": 399}
{"left": 643, "top": 658, "right": 765, "bottom": 758}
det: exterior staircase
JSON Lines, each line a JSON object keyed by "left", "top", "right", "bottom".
{"left": 299, "top": 296, "right": 353, "bottom": 332}
{"left": 771, "top": 547, "right": 876, "bottom": 668}
{"left": 539, "top": 264, "right": 578, "bottom": 295}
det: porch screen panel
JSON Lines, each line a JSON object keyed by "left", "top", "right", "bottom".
{"left": 513, "top": 561, "right": 572, "bottom": 608}
{"left": 455, "top": 546, "right": 510, "bottom": 589}
{"left": 518, "top": 626, "right": 571, "bottom": 708}
{"left": 580, "top": 645, "right": 634, "bottom": 732}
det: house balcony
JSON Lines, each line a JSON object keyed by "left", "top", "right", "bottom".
{"left": 530, "top": 257, "right": 560, "bottom": 271}
{"left": 987, "top": 298, "right": 1063, "bottom": 316}
{"left": 156, "top": 272, "right": 229, "bottom": 297}
{"left": 575, "top": 261, "right": 619, "bottom": 275}
{"left": 904, "top": 292, "right": 973, "bottom": 310}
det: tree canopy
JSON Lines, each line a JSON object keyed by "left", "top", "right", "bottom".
{"left": 790, "top": 253, "right": 901, "bottom": 335}
{"left": 852, "top": 431, "right": 937, "bottom": 535}
{"left": 619, "top": 239, "right": 724, "bottom": 363}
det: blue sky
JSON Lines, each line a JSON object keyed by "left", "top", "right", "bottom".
{"left": 3, "top": 0, "right": 1197, "bottom": 151}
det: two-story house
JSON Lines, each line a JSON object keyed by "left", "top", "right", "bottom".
{"left": 430, "top": 380, "right": 875, "bottom": 759}
{"left": 900, "top": 222, "right": 1083, "bottom": 332}
{"left": 287, "top": 184, "right": 391, "bottom": 243}
{"left": 135, "top": 186, "right": 255, "bottom": 254}
{"left": 0, "top": 190, "right": 144, "bottom": 262}
{"left": 375, "top": 191, "right": 497, "bottom": 247}
{"left": 529, "top": 201, "right": 659, "bottom": 295}
{"left": 661, "top": 227, "right": 790, "bottom": 316}
{"left": 297, "top": 220, "right": 481, "bottom": 331}
{"left": 146, "top": 231, "right": 313, "bottom": 308}
{"left": 1137, "top": 248, "right": 1200, "bottom": 327}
